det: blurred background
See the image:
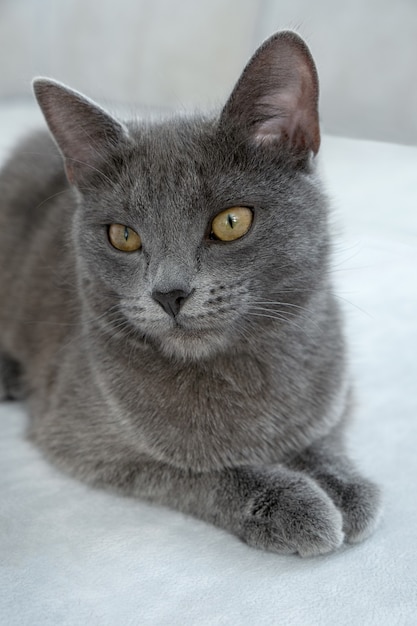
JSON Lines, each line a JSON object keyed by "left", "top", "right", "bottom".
{"left": 0, "top": 0, "right": 416, "bottom": 145}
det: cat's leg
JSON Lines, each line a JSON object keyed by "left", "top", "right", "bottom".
{"left": 0, "top": 353, "right": 24, "bottom": 401}
{"left": 67, "top": 454, "right": 345, "bottom": 557}
{"left": 287, "top": 431, "right": 382, "bottom": 544}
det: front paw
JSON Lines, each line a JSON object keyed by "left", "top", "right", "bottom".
{"left": 238, "top": 472, "right": 344, "bottom": 557}
{"left": 338, "top": 478, "right": 382, "bottom": 544}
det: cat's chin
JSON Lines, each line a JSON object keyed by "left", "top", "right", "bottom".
{"left": 153, "top": 326, "right": 231, "bottom": 362}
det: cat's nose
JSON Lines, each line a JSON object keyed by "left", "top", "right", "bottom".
{"left": 152, "top": 288, "right": 192, "bottom": 318}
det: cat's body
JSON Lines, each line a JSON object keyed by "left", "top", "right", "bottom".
{"left": 0, "top": 32, "right": 380, "bottom": 556}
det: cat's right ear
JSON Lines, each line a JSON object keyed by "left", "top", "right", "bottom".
{"left": 32, "top": 78, "right": 129, "bottom": 186}
{"left": 220, "top": 31, "right": 320, "bottom": 159}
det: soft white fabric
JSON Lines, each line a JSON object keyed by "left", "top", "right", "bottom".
{"left": 1, "top": 107, "right": 416, "bottom": 625}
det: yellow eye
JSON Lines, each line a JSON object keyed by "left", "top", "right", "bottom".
{"left": 211, "top": 207, "right": 253, "bottom": 242}
{"left": 108, "top": 224, "right": 142, "bottom": 252}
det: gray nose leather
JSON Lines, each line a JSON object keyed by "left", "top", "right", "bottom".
{"left": 152, "top": 288, "right": 191, "bottom": 318}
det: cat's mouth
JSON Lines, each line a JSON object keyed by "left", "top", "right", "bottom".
{"left": 152, "top": 316, "right": 234, "bottom": 360}
{"left": 162, "top": 331, "right": 229, "bottom": 360}
{"left": 169, "top": 317, "right": 220, "bottom": 340}
{"left": 119, "top": 299, "right": 238, "bottom": 360}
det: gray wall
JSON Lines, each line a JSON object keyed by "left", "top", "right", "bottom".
{"left": 0, "top": 0, "right": 416, "bottom": 145}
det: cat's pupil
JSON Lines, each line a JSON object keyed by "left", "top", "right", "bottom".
{"left": 227, "top": 214, "right": 235, "bottom": 228}
{"left": 124, "top": 227, "right": 129, "bottom": 241}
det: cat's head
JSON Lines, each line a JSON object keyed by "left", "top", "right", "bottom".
{"left": 33, "top": 31, "right": 329, "bottom": 362}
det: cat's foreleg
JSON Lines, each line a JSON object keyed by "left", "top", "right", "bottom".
{"left": 82, "top": 456, "right": 345, "bottom": 557}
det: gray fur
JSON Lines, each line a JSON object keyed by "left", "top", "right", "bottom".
{"left": 0, "top": 32, "right": 380, "bottom": 556}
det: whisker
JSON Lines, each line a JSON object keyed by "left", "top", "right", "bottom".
{"left": 247, "top": 305, "right": 299, "bottom": 318}
{"left": 251, "top": 300, "right": 314, "bottom": 313}
{"left": 34, "top": 187, "right": 73, "bottom": 211}
{"left": 327, "top": 293, "right": 373, "bottom": 319}
{"left": 245, "top": 312, "right": 308, "bottom": 335}
{"left": 247, "top": 301, "right": 321, "bottom": 331}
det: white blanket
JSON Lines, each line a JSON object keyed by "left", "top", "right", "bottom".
{"left": 1, "top": 106, "right": 416, "bottom": 625}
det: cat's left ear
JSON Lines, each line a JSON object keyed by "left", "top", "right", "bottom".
{"left": 33, "top": 78, "right": 129, "bottom": 186}
{"left": 220, "top": 31, "right": 320, "bottom": 157}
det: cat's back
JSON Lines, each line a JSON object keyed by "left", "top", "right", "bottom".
{"left": 0, "top": 129, "right": 76, "bottom": 359}
{"left": 0, "top": 129, "right": 70, "bottom": 268}
{"left": 0, "top": 129, "right": 67, "bottom": 222}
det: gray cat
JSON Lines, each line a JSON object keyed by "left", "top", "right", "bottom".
{"left": 0, "top": 31, "right": 381, "bottom": 556}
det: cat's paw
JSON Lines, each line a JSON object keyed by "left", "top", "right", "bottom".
{"left": 337, "top": 477, "right": 382, "bottom": 544}
{"left": 239, "top": 473, "right": 344, "bottom": 557}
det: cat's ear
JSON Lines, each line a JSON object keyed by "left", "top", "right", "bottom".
{"left": 220, "top": 31, "right": 320, "bottom": 157}
{"left": 32, "top": 78, "right": 129, "bottom": 186}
